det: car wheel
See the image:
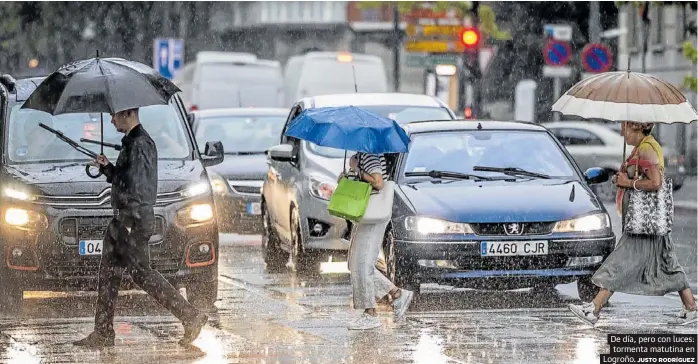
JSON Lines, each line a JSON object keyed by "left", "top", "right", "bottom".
{"left": 593, "top": 172, "right": 617, "bottom": 202}
{"left": 186, "top": 279, "right": 218, "bottom": 310}
{"left": 262, "top": 202, "right": 289, "bottom": 272}
{"left": 577, "top": 276, "right": 599, "bottom": 302}
{"left": 384, "top": 228, "right": 419, "bottom": 293}
{"left": 290, "top": 208, "right": 320, "bottom": 276}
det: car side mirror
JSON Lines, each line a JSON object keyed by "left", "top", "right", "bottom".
{"left": 585, "top": 167, "right": 609, "bottom": 185}
{"left": 268, "top": 144, "right": 294, "bottom": 162}
{"left": 201, "top": 141, "right": 224, "bottom": 167}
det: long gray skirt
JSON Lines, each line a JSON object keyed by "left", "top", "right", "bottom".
{"left": 591, "top": 195, "right": 691, "bottom": 296}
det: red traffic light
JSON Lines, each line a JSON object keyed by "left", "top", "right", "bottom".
{"left": 459, "top": 27, "right": 480, "bottom": 48}
{"left": 464, "top": 107, "right": 474, "bottom": 119}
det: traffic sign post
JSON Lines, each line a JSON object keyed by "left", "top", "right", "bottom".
{"left": 581, "top": 43, "right": 613, "bottom": 73}
{"left": 153, "top": 38, "right": 184, "bottom": 80}
{"left": 543, "top": 24, "right": 573, "bottom": 122}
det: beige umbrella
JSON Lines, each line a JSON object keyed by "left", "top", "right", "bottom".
{"left": 552, "top": 71, "right": 698, "bottom": 124}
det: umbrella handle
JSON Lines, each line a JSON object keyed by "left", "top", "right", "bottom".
{"left": 85, "top": 164, "right": 103, "bottom": 179}
{"left": 343, "top": 150, "right": 347, "bottom": 175}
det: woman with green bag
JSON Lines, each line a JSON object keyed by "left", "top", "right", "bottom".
{"left": 341, "top": 152, "right": 415, "bottom": 330}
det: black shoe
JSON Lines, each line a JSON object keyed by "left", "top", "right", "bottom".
{"left": 73, "top": 332, "right": 115, "bottom": 348}
{"left": 179, "top": 312, "right": 208, "bottom": 345}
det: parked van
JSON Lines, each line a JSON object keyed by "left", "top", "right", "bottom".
{"left": 283, "top": 52, "right": 388, "bottom": 107}
{"left": 174, "top": 51, "right": 284, "bottom": 111}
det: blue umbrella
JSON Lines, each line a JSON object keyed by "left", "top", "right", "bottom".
{"left": 283, "top": 106, "right": 410, "bottom": 154}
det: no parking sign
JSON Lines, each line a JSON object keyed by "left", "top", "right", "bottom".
{"left": 581, "top": 43, "right": 613, "bottom": 73}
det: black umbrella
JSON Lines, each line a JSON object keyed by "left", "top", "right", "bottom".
{"left": 20, "top": 53, "right": 180, "bottom": 178}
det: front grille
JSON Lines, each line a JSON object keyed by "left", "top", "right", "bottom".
{"left": 44, "top": 258, "right": 181, "bottom": 278}
{"left": 60, "top": 216, "right": 166, "bottom": 244}
{"left": 34, "top": 188, "right": 188, "bottom": 208}
{"left": 227, "top": 180, "right": 263, "bottom": 196}
{"left": 231, "top": 185, "right": 261, "bottom": 195}
{"left": 470, "top": 222, "right": 555, "bottom": 236}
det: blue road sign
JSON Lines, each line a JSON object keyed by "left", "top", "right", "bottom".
{"left": 543, "top": 39, "right": 572, "bottom": 66}
{"left": 581, "top": 43, "right": 612, "bottom": 73}
{"left": 153, "top": 38, "right": 184, "bottom": 80}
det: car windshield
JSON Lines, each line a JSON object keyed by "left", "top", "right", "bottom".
{"left": 194, "top": 114, "right": 286, "bottom": 154}
{"left": 306, "top": 105, "right": 453, "bottom": 158}
{"left": 401, "top": 130, "right": 577, "bottom": 180}
{"left": 6, "top": 100, "right": 192, "bottom": 164}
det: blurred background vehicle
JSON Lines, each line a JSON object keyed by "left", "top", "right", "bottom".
{"left": 543, "top": 121, "right": 686, "bottom": 202}
{"left": 261, "top": 93, "right": 456, "bottom": 274}
{"left": 283, "top": 52, "right": 388, "bottom": 107}
{"left": 191, "top": 108, "right": 288, "bottom": 234}
{"left": 174, "top": 51, "right": 284, "bottom": 111}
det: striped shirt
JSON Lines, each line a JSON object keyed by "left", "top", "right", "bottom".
{"left": 347, "top": 153, "right": 389, "bottom": 188}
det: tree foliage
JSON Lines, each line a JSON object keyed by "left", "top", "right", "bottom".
{"left": 357, "top": 1, "right": 511, "bottom": 41}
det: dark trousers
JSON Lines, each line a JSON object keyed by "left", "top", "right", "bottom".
{"left": 94, "top": 212, "right": 197, "bottom": 338}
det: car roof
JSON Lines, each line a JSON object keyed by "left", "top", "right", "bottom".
{"left": 541, "top": 121, "right": 624, "bottom": 142}
{"left": 290, "top": 51, "right": 382, "bottom": 62}
{"left": 301, "top": 93, "right": 446, "bottom": 109}
{"left": 195, "top": 51, "right": 258, "bottom": 63}
{"left": 193, "top": 108, "right": 289, "bottom": 118}
{"left": 403, "top": 120, "right": 549, "bottom": 134}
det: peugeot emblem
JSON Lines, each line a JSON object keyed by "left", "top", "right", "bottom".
{"left": 503, "top": 223, "right": 524, "bottom": 236}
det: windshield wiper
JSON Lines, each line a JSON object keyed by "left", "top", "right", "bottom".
{"left": 472, "top": 166, "right": 552, "bottom": 179}
{"left": 404, "top": 170, "right": 496, "bottom": 181}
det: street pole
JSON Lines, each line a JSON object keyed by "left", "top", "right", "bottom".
{"left": 393, "top": 4, "right": 400, "bottom": 92}
{"left": 553, "top": 77, "right": 561, "bottom": 121}
{"left": 589, "top": 1, "right": 602, "bottom": 43}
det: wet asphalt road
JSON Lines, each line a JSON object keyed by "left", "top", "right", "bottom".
{"left": 0, "top": 203, "right": 694, "bottom": 364}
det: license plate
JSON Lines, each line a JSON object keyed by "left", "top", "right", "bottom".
{"left": 480, "top": 241, "right": 548, "bottom": 257}
{"left": 79, "top": 240, "right": 103, "bottom": 256}
{"left": 247, "top": 202, "right": 261, "bottom": 215}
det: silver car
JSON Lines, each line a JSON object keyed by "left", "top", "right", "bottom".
{"left": 544, "top": 121, "right": 686, "bottom": 201}
{"left": 261, "top": 93, "right": 456, "bottom": 273}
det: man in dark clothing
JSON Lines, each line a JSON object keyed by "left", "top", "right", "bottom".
{"left": 73, "top": 108, "right": 208, "bottom": 348}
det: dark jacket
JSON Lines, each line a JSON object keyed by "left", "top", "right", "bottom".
{"left": 101, "top": 124, "right": 158, "bottom": 215}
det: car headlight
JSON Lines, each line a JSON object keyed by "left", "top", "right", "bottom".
{"left": 181, "top": 182, "right": 210, "bottom": 198}
{"left": 177, "top": 203, "right": 214, "bottom": 225}
{"left": 553, "top": 212, "right": 610, "bottom": 233}
{"left": 4, "top": 208, "right": 48, "bottom": 230}
{"left": 308, "top": 175, "right": 336, "bottom": 201}
{"left": 404, "top": 216, "right": 474, "bottom": 235}
{"left": 3, "top": 187, "right": 36, "bottom": 201}
{"left": 208, "top": 173, "right": 228, "bottom": 194}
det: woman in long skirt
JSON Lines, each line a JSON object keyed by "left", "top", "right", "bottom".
{"left": 342, "top": 152, "right": 415, "bottom": 330}
{"left": 568, "top": 122, "right": 696, "bottom": 326}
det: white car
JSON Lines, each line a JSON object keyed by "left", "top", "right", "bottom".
{"left": 543, "top": 121, "right": 686, "bottom": 201}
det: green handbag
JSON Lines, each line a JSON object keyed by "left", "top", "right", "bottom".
{"left": 327, "top": 177, "right": 372, "bottom": 222}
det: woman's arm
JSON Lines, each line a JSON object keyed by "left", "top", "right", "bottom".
{"left": 361, "top": 171, "right": 385, "bottom": 190}
{"left": 617, "top": 165, "right": 662, "bottom": 191}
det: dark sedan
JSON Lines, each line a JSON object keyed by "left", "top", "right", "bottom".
{"left": 384, "top": 120, "right": 616, "bottom": 301}
{"left": 191, "top": 108, "right": 288, "bottom": 234}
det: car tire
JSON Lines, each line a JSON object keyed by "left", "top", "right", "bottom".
{"left": 577, "top": 276, "right": 599, "bottom": 302}
{"left": 593, "top": 170, "right": 617, "bottom": 202}
{"left": 262, "top": 202, "right": 289, "bottom": 272}
{"left": 384, "top": 228, "right": 420, "bottom": 294}
{"left": 186, "top": 279, "right": 218, "bottom": 309}
{"left": 290, "top": 208, "right": 321, "bottom": 276}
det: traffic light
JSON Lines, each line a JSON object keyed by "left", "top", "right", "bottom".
{"left": 464, "top": 107, "right": 474, "bottom": 119}
{"left": 459, "top": 27, "right": 481, "bottom": 50}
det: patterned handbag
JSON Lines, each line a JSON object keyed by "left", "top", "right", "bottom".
{"left": 623, "top": 173, "right": 674, "bottom": 236}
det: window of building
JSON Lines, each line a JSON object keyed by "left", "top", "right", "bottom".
{"left": 649, "top": 6, "right": 663, "bottom": 46}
